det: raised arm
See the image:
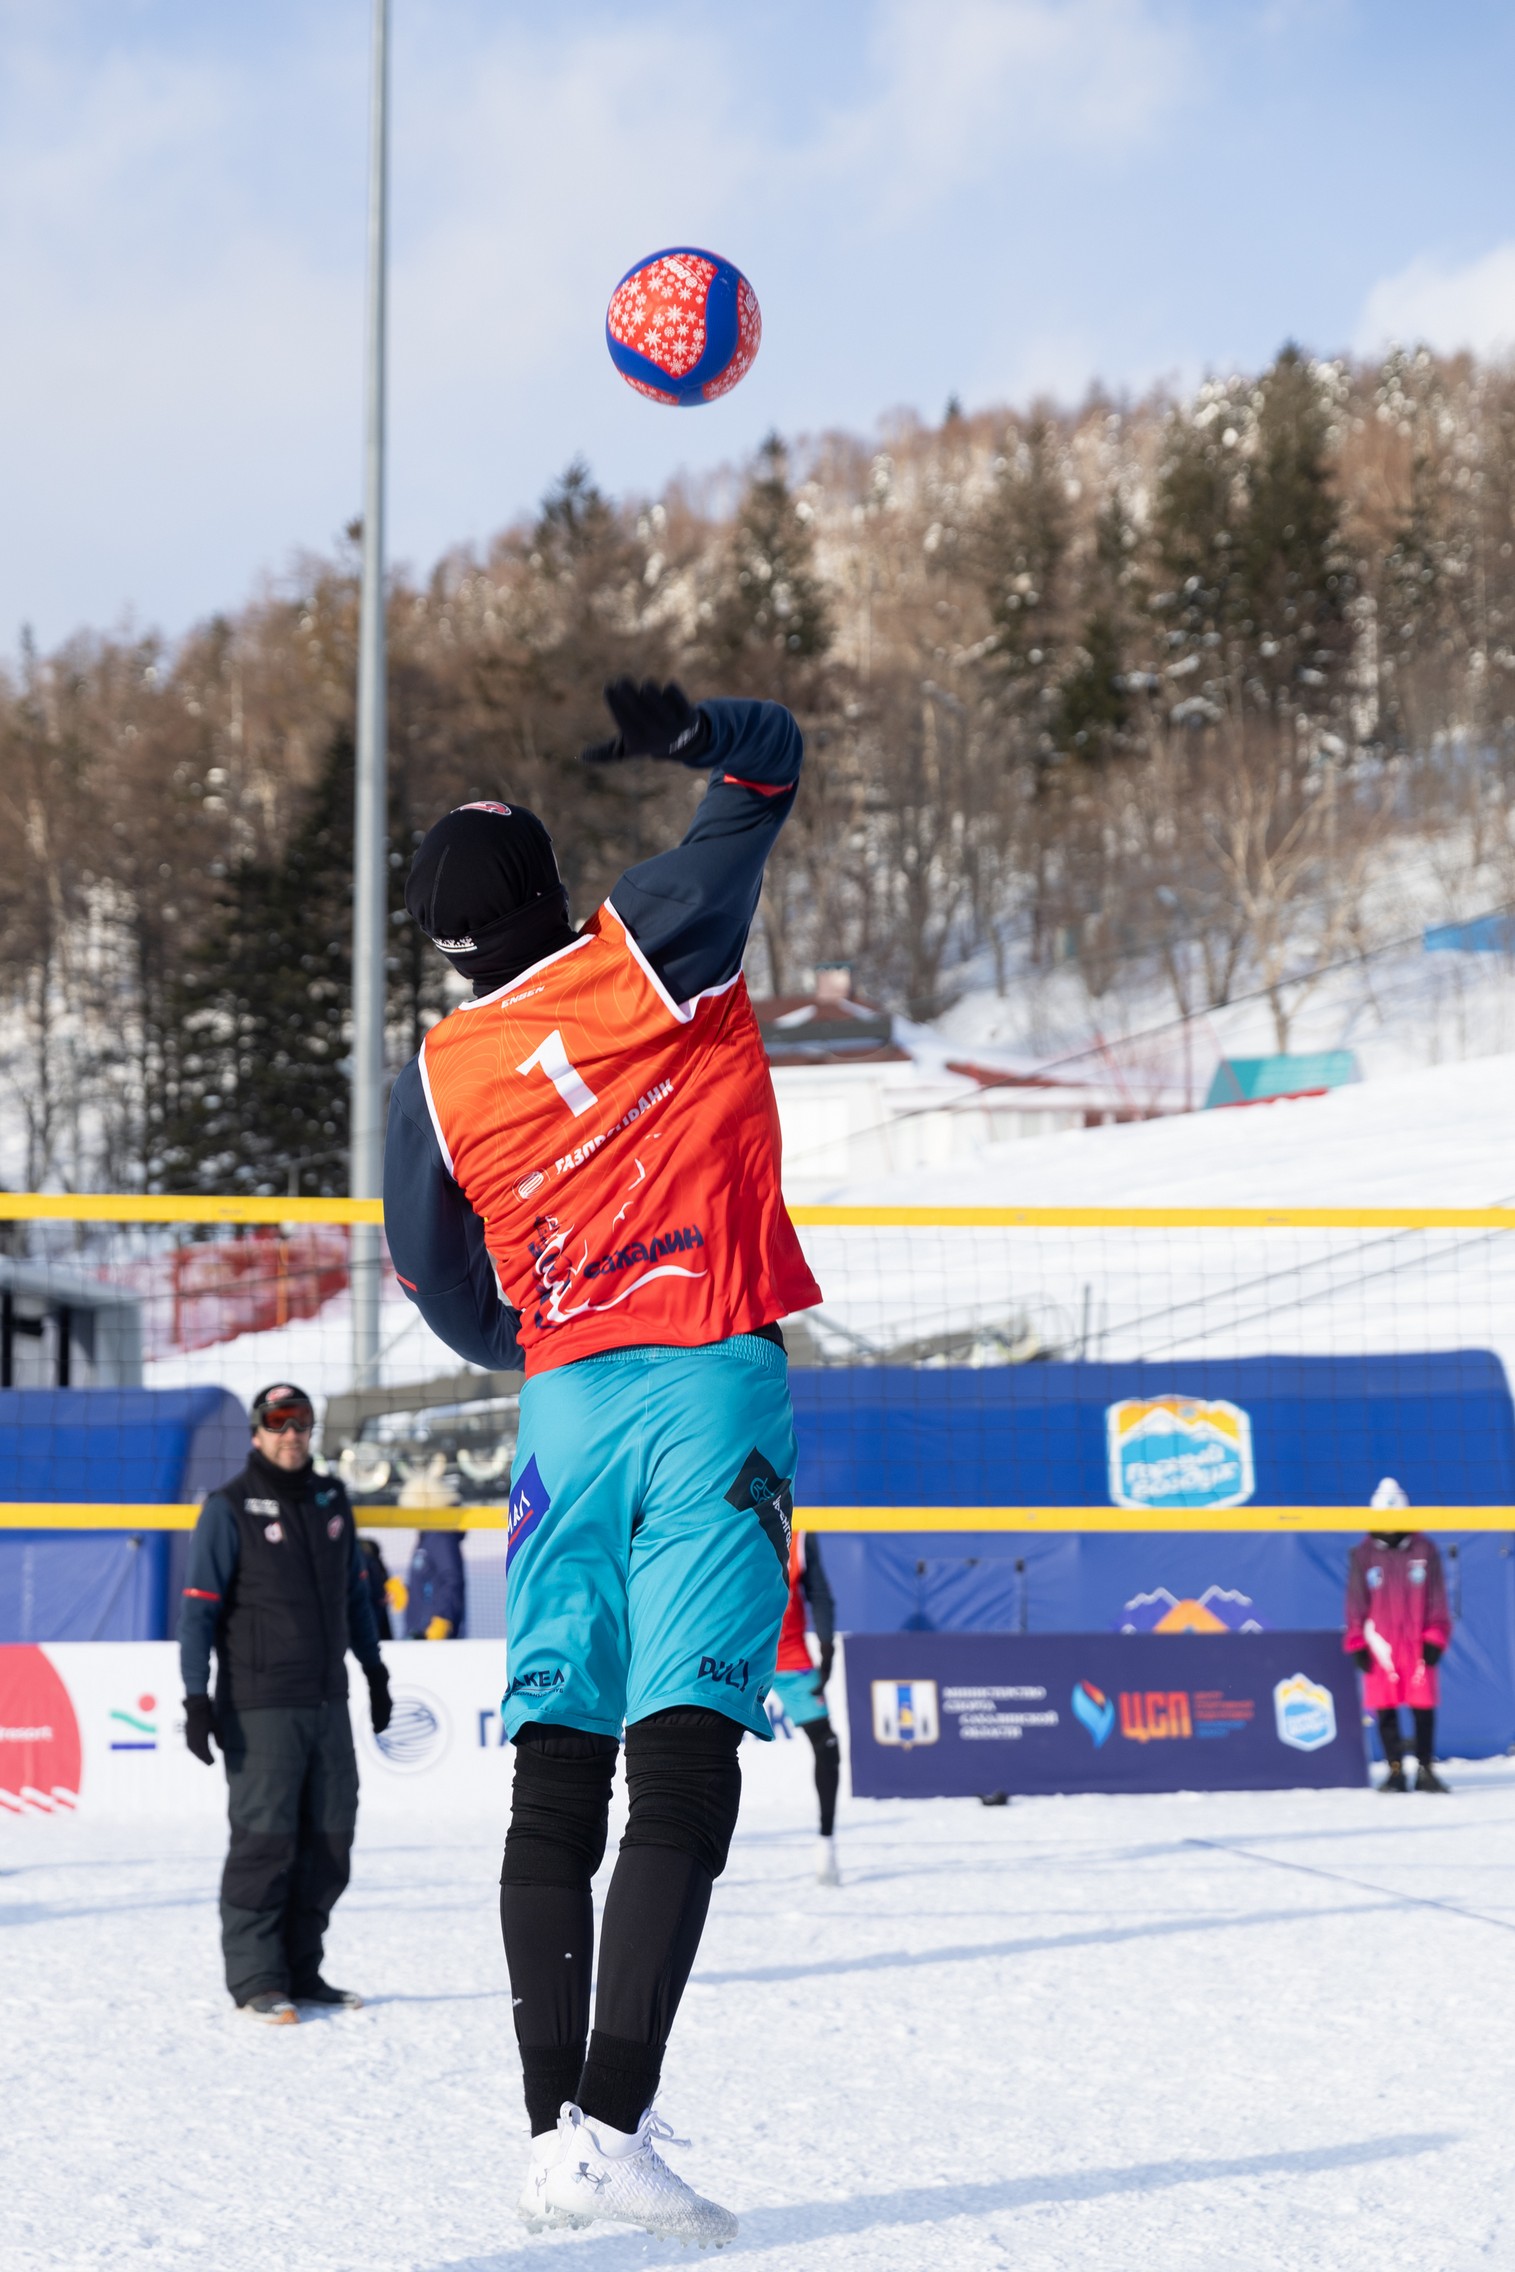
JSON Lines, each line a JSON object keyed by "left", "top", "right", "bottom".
{"left": 383, "top": 1059, "right": 525, "bottom": 1372}
{"left": 585, "top": 685, "right": 803, "bottom": 1004}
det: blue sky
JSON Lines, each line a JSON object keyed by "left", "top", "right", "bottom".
{"left": 4, "top": 0, "right": 1514, "bottom": 650}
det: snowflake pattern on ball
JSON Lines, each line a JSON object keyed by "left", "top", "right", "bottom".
{"left": 607, "top": 253, "right": 716, "bottom": 381}
{"left": 702, "top": 276, "right": 762, "bottom": 402}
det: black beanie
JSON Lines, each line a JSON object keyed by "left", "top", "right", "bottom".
{"left": 405, "top": 801, "right": 574, "bottom": 987}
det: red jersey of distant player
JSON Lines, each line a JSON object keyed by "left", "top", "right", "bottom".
{"left": 1343, "top": 1531, "right": 1452, "bottom": 1710}
{"left": 417, "top": 899, "right": 821, "bottom": 1373}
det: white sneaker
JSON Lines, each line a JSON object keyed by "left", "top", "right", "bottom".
{"left": 815, "top": 1834, "right": 840, "bottom": 1885}
{"left": 542, "top": 2102, "right": 738, "bottom": 2248}
{"left": 517, "top": 2127, "right": 591, "bottom": 2233}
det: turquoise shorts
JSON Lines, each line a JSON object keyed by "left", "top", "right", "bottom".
{"left": 769, "top": 1668, "right": 830, "bottom": 1727}
{"left": 503, "top": 1334, "right": 796, "bottom": 1743}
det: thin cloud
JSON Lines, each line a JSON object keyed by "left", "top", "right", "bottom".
{"left": 1355, "top": 243, "right": 1515, "bottom": 360}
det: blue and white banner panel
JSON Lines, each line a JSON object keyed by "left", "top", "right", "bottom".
{"left": 844, "top": 1630, "right": 1366, "bottom": 1798}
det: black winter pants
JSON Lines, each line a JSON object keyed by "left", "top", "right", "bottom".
{"left": 217, "top": 1701, "right": 359, "bottom": 2004}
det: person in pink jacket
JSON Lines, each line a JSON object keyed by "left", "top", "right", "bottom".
{"left": 1344, "top": 1478, "right": 1453, "bottom": 1793}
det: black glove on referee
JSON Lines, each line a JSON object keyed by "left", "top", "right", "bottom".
{"left": 184, "top": 1694, "right": 217, "bottom": 1767}
{"left": 367, "top": 1662, "right": 393, "bottom": 1735}
{"left": 580, "top": 678, "right": 712, "bottom": 768}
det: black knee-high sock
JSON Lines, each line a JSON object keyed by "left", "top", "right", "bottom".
{"left": 576, "top": 1707, "right": 742, "bottom": 2135}
{"left": 578, "top": 1847, "right": 712, "bottom": 2132}
{"left": 499, "top": 1726, "right": 616, "bottom": 2136}
{"left": 1412, "top": 1706, "right": 1436, "bottom": 1765}
{"left": 803, "top": 1716, "right": 840, "bottom": 1837}
{"left": 500, "top": 1881, "right": 594, "bottom": 2133}
{"left": 1378, "top": 1707, "right": 1406, "bottom": 1767}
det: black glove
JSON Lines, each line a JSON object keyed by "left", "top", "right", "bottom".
{"left": 184, "top": 1694, "right": 217, "bottom": 1767}
{"left": 367, "top": 1663, "right": 393, "bottom": 1735}
{"left": 1422, "top": 1641, "right": 1444, "bottom": 1667}
{"left": 813, "top": 1641, "right": 835, "bottom": 1697}
{"left": 1351, "top": 1647, "right": 1373, "bottom": 1672}
{"left": 580, "top": 678, "right": 712, "bottom": 768}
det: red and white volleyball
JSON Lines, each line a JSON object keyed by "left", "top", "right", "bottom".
{"left": 606, "top": 247, "right": 761, "bottom": 406}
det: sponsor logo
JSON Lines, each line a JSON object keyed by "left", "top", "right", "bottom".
{"left": 1106, "top": 1395, "right": 1256, "bottom": 1511}
{"left": 698, "top": 1654, "right": 751, "bottom": 1692}
{"left": 507, "top": 1454, "right": 550, "bottom": 1569}
{"left": 724, "top": 1449, "right": 793, "bottom": 1571}
{"left": 246, "top": 1498, "right": 280, "bottom": 1516}
{"left": 1409, "top": 1561, "right": 1426, "bottom": 1586}
{"left": 370, "top": 1686, "right": 450, "bottom": 1773}
{"left": 583, "top": 1225, "right": 704, "bottom": 1280}
{"left": 1072, "top": 1679, "right": 1116, "bottom": 1747}
{"left": 508, "top": 1669, "right": 567, "bottom": 1695}
{"left": 517, "top": 1171, "right": 546, "bottom": 1201}
{"left": 871, "top": 1679, "right": 940, "bottom": 1748}
{"left": 553, "top": 1079, "right": 675, "bottom": 1177}
{"left": 109, "top": 1693, "right": 158, "bottom": 1752}
{"left": 459, "top": 800, "right": 512, "bottom": 816}
{"left": 434, "top": 934, "right": 476, "bottom": 952}
{"left": 1117, "top": 1585, "right": 1268, "bottom": 1634}
{"left": 1274, "top": 1673, "right": 1338, "bottom": 1753}
{"left": 327, "top": 1514, "right": 343, "bottom": 1540}
{"left": 1118, "top": 1690, "right": 1194, "bottom": 1743}
{"left": 0, "top": 1646, "right": 82, "bottom": 1815}
{"left": 263, "top": 1522, "right": 283, "bottom": 1543}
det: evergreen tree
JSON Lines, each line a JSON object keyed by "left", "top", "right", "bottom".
{"left": 702, "top": 435, "right": 832, "bottom": 692}
{"left": 161, "top": 737, "right": 356, "bottom": 1195}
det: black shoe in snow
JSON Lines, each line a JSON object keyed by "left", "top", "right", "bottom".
{"left": 293, "top": 1978, "right": 365, "bottom": 2009}
{"left": 1413, "top": 1764, "right": 1450, "bottom": 1793}
{"left": 1380, "top": 1766, "right": 1408, "bottom": 1792}
{"left": 242, "top": 1991, "right": 299, "bottom": 2025}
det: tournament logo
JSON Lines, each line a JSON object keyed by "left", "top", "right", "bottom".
{"left": 1273, "top": 1672, "right": 1337, "bottom": 1753}
{"left": 871, "top": 1679, "right": 939, "bottom": 1749}
{"left": 109, "top": 1693, "right": 158, "bottom": 1752}
{"left": 370, "top": 1685, "right": 451, "bottom": 1773}
{"left": 1106, "top": 1395, "right": 1256, "bottom": 1511}
{"left": 1117, "top": 1585, "right": 1268, "bottom": 1634}
{"left": 0, "top": 1646, "right": 81, "bottom": 1815}
{"left": 507, "top": 1455, "right": 551, "bottom": 1570}
{"left": 1071, "top": 1679, "right": 1116, "bottom": 1747}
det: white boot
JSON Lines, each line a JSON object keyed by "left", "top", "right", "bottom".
{"left": 815, "top": 1833, "right": 840, "bottom": 1885}
{"left": 517, "top": 2126, "right": 591, "bottom": 2233}
{"left": 542, "top": 2102, "right": 738, "bottom": 2248}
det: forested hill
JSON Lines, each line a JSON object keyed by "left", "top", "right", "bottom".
{"left": 4, "top": 343, "right": 1514, "bottom": 1196}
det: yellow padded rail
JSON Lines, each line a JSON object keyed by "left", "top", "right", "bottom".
{"left": 2, "top": 1505, "right": 1511, "bottom": 1533}
{"left": 4, "top": 1194, "right": 1515, "bottom": 1230}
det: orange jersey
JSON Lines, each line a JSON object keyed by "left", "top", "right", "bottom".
{"left": 418, "top": 901, "right": 821, "bottom": 1372}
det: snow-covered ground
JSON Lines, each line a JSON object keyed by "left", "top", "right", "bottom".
{"left": 6, "top": 1734, "right": 1515, "bottom": 2272}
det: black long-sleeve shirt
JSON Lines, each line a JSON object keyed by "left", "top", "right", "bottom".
{"left": 383, "top": 697, "right": 801, "bottom": 1372}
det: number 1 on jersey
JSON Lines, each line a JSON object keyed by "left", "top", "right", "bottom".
{"left": 517, "top": 1028, "right": 598, "bottom": 1119}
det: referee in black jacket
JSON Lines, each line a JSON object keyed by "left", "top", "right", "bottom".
{"left": 180, "top": 1381, "right": 393, "bottom": 2024}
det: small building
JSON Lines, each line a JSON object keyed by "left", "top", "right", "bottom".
{"left": 752, "top": 970, "right": 1145, "bottom": 1196}
{"left": 1204, "top": 1052, "right": 1360, "bottom": 1109}
{"left": 0, "top": 1260, "right": 144, "bottom": 1388}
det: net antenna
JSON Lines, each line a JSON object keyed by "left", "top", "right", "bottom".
{"left": 351, "top": 0, "right": 391, "bottom": 1390}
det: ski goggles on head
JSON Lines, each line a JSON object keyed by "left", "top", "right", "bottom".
{"left": 251, "top": 1387, "right": 315, "bottom": 1435}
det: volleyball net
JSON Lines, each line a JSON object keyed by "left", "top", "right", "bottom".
{"left": 3, "top": 1194, "right": 1514, "bottom": 1534}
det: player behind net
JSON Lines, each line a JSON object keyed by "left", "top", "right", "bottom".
{"left": 385, "top": 680, "right": 822, "bottom": 2247}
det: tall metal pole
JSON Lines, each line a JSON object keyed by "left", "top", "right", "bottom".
{"left": 350, "top": 0, "right": 389, "bottom": 1389}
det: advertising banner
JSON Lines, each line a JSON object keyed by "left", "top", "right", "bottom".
{"left": 844, "top": 1630, "right": 1366, "bottom": 1798}
{"left": 0, "top": 1639, "right": 514, "bottom": 1828}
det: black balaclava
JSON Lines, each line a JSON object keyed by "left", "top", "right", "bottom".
{"left": 405, "top": 800, "right": 576, "bottom": 994}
